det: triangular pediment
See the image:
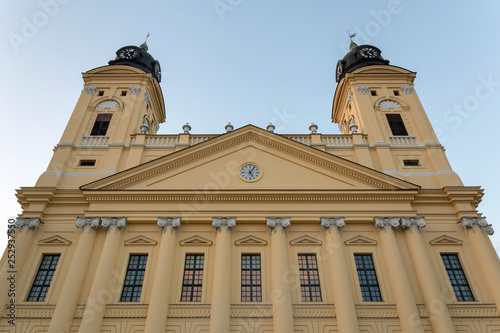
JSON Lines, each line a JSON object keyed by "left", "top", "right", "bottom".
{"left": 179, "top": 235, "right": 213, "bottom": 246}
{"left": 82, "top": 125, "right": 418, "bottom": 192}
{"left": 235, "top": 235, "right": 267, "bottom": 246}
{"left": 124, "top": 235, "right": 157, "bottom": 246}
{"left": 38, "top": 235, "right": 71, "bottom": 246}
{"left": 429, "top": 235, "right": 463, "bottom": 245}
{"left": 290, "top": 235, "right": 322, "bottom": 246}
{"left": 345, "top": 235, "right": 378, "bottom": 246}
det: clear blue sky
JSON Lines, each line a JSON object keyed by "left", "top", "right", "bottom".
{"left": 1, "top": 1, "right": 500, "bottom": 252}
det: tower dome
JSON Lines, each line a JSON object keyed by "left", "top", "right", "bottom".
{"left": 335, "top": 44, "right": 389, "bottom": 82}
{"left": 108, "top": 45, "right": 162, "bottom": 82}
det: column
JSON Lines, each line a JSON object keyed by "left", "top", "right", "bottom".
{"left": 78, "top": 217, "right": 127, "bottom": 333}
{"left": 209, "top": 217, "right": 236, "bottom": 333}
{"left": 374, "top": 217, "right": 423, "bottom": 333}
{"left": 320, "top": 218, "right": 360, "bottom": 333}
{"left": 48, "top": 217, "right": 100, "bottom": 333}
{"left": 459, "top": 217, "right": 500, "bottom": 313}
{"left": 267, "top": 217, "right": 294, "bottom": 333}
{"left": 0, "top": 218, "right": 42, "bottom": 310}
{"left": 144, "top": 218, "right": 181, "bottom": 333}
{"left": 401, "top": 217, "right": 455, "bottom": 333}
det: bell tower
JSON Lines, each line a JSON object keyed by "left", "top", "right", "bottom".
{"left": 332, "top": 41, "right": 462, "bottom": 187}
{"left": 36, "top": 42, "right": 165, "bottom": 188}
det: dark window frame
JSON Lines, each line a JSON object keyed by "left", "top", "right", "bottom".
{"left": 386, "top": 113, "right": 409, "bottom": 136}
{"left": 27, "top": 254, "right": 60, "bottom": 302}
{"left": 241, "top": 254, "right": 262, "bottom": 302}
{"left": 354, "top": 254, "right": 383, "bottom": 302}
{"left": 441, "top": 253, "right": 475, "bottom": 302}
{"left": 181, "top": 254, "right": 204, "bottom": 302}
{"left": 90, "top": 113, "right": 112, "bottom": 136}
{"left": 298, "top": 254, "right": 322, "bottom": 302}
{"left": 120, "top": 254, "right": 148, "bottom": 302}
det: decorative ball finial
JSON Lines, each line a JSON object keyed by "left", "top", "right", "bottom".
{"left": 347, "top": 30, "right": 358, "bottom": 51}
{"left": 182, "top": 122, "right": 191, "bottom": 134}
{"left": 140, "top": 31, "right": 150, "bottom": 51}
{"left": 225, "top": 122, "right": 234, "bottom": 133}
{"left": 267, "top": 123, "right": 275, "bottom": 133}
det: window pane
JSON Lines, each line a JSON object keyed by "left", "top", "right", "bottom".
{"left": 90, "top": 113, "right": 112, "bottom": 136}
{"left": 386, "top": 113, "right": 408, "bottom": 136}
{"left": 241, "top": 254, "right": 262, "bottom": 302}
{"left": 120, "top": 255, "right": 148, "bottom": 302}
{"left": 27, "top": 255, "right": 60, "bottom": 302}
{"left": 441, "top": 254, "right": 474, "bottom": 301}
{"left": 181, "top": 254, "right": 204, "bottom": 302}
{"left": 298, "top": 254, "right": 322, "bottom": 302}
{"left": 354, "top": 254, "right": 382, "bottom": 302}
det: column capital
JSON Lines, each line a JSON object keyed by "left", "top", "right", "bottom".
{"left": 76, "top": 217, "right": 101, "bottom": 233}
{"left": 267, "top": 217, "right": 291, "bottom": 234}
{"left": 101, "top": 217, "right": 127, "bottom": 233}
{"left": 212, "top": 217, "right": 236, "bottom": 233}
{"left": 158, "top": 217, "right": 181, "bottom": 234}
{"left": 15, "top": 217, "right": 43, "bottom": 235}
{"left": 401, "top": 217, "right": 426, "bottom": 233}
{"left": 320, "top": 217, "right": 345, "bottom": 233}
{"left": 374, "top": 217, "right": 400, "bottom": 232}
{"left": 458, "top": 217, "right": 494, "bottom": 235}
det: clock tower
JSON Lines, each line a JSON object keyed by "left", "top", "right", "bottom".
{"left": 36, "top": 43, "right": 165, "bottom": 189}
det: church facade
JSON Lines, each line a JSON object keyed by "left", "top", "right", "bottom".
{"left": 1, "top": 42, "right": 500, "bottom": 333}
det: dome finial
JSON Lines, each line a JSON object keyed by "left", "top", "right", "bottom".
{"left": 140, "top": 31, "right": 150, "bottom": 51}
{"left": 347, "top": 30, "right": 358, "bottom": 51}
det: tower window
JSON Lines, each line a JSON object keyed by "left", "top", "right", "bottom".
{"left": 386, "top": 114, "right": 408, "bottom": 136}
{"left": 79, "top": 160, "right": 96, "bottom": 166}
{"left": 121, "top": 91, "right": 127, "bottom": 96}
{"left": 120, "top": 255, "right": 148, "bottom": 302}
{"left": 403, "top": 160, "right": 419, "bottom": 166}
{"left": 98, "top": 91, "right": 104, "bottom": 96}
{"left": 370, "top": 90, "right": 377, "bottom": 96}
{"left": 27, "top": 255, "right": 60, "bottom": 302}
{"left": 298, "top": 254, "right": 322, "bottom": 302}
{"left": 393, "top": 90, "right": 400, "bottom": 96}
{"left": 354, "top": 254, "right": 382, "bottom": 302}
{"left": 441, "top": 254, "right": 475, "bottom": 301}
{"left": 241, "top": 254, "right": 262, "bottom": 302}
{"left": 181, "top": 254, "right": 204, "bottom": 302}
{"left": 90, "top": 114, "right": 112, "bottom": 136}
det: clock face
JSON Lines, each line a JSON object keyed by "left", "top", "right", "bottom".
{"left": 336, "top": 60, "right": 343, "bottom": 82}
{"left": 118, "top": 48, "right": 139, "bottom": 59}
{"left": 154, "top": 62, "right": 162, "bottom": 82}
{"left": 240, "top": 164, "right": 260, "bottom": 181}
{"left": 358, "top": 47, "right": 378, "bottom": 58}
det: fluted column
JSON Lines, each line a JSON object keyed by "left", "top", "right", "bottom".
{"left": 401, "top": 217, "right": 455, "bottom": 333}
{"left": 459, "top": 217, "right": 500, "bottom": 313}
{"left": 48, "top": 217, "right": 101, "bottom": 333}
{"left": 78, "top": 217, "right": 127, "bottom": 333}
{"left": 144, "top": 218, "right": 181, "bottom": 333}
{"left": 320, "top": 218, "right": 360, "bottom": 333}
{"left": 209, "top": 217, "right": 236, "bottom": 333}
{"left": 374, "top": 217, "right": 423, "bottom": 333}
{"left": 267, "top": 217, "right": 294, "bottom": 333}
{"left": 0, "top": 218, "right": 42, "bottom": 310}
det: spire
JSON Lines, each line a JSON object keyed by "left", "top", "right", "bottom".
{"left": 347, "top": 30, "right": 358, "bottom": 51}
{"left": 140, "top": 31, "right": 150, "bottom": 51}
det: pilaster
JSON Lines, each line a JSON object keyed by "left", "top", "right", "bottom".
{"left": 209, "top": 217, "right": 236, "bottom": 333}
{"left": 267, "top": 217, "right": 294, "bottom": 333}
{"left": 144, "top": 218, "right": 181, "bottom": 333}
{"left": 374, "top": 217, "right": 423, "bottom": 333}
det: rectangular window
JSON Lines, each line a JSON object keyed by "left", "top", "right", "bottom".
{"left": 90, "top": 113, "right": 112, "bottom": 136}
{"left": 370, "top": 90, "right": 377, "bottom": 96}
{"left": 403, "top": 160, "right": 419, "bottom": 166}
{"left": 393, "top": 90, "right": 400, "bottom": 96}
{"left": 354, "top": 254, "right": 382, "bottom": 302}
{"left": 79, "top": 160, "right": 96, "bottom": 166}
{"left": 241, "top": 254, "right": 262, "bottom": 302}
{"left": 181, "top": 254, "right": 204, "bottom": 302}
{"left": 298, "top": 254, "right": 322, "bottom": 302}
{"left": 441, "top": 254, "right": 475, "bottom": 301}
{"left": 27, "top": 254, "right": 60, "bottom": 302}
{"left": 386, "top": 113, "right": 408, "bottom": 136}
{"left": 120, "top": 255, "right": 148, "bottom": 302}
